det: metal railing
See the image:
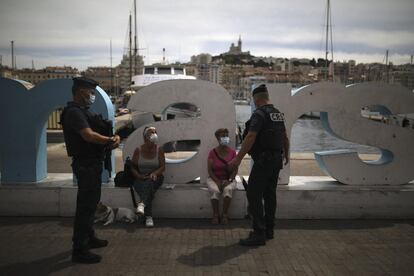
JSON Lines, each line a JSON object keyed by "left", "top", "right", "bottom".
{"left": 47, "top": 109, "right": 63, "bottom": 130}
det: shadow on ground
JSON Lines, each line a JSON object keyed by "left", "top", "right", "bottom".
{"left": 0, "top": 250, "right": 73, "bottom": 276}
{"left": 0, "top": 217, "right": 73, "bottom": 228}
{"left": 177, "top": 243, "right": 251, "bottom": 266}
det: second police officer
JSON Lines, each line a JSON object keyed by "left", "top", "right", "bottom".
{"left": 230, "top": 84, "right": 289, "bottom": 246}
{"left": 61, "top": 77, "right": 121, "bottom": 263}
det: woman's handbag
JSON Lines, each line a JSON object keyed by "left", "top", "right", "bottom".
{"left": 114, "top": 157, "right": 138, "bottom": 208}
{"left": 114, "top": 157, "right": 134, "bottom": 187}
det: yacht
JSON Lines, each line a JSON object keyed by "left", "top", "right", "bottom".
{"left": 127, "top": 65, "right": 199, "bottom": 152}
{"left": 130, "top": 65, "right": 196, "bottom": 91}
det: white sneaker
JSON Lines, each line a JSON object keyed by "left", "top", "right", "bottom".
{"left": 145, "top": 216, "right": 154, "bottom": 227}
{"left": 136, "top": 202, "right": 145, "bottom": 215}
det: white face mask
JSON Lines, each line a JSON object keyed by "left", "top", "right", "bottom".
{"left": 88, "top": 94, "right": 96, "bottom": 105}
{"left": 219, "top": 136, "right": 230, "bottom": 146}
{"left": 149, "top": 133, "right": 158, "bottom": 144}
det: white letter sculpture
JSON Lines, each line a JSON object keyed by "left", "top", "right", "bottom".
{"left": 268, "top": 82, "right": 414, "bottom": 185}
{"left": 124, "top": 80, "right": 236, "bottom": 184}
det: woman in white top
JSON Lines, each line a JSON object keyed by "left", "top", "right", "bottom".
{"left": 130, "top": 126, "right": 165, "bottom": 227}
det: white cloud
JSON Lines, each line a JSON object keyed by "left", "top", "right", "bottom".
{"left": 336, "top": 30, "right": 414, "bottom": 50}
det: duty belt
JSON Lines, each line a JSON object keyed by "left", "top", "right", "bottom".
{"left": 72, "top": 155, "right": 104, "bottom": 162}
{"left": 253, "top": 150, "right": 282, "bottom": 161}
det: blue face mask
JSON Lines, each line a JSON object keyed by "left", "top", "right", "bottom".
{"left": 219, "top": 136, "right": 230, "bottom": 146}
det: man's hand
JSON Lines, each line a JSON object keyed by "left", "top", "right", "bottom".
{"left": 110, "top": 135, "right": 121, "bottom": 149}
{"left": 230, "top": 131, "right": 256, "bottom": 171}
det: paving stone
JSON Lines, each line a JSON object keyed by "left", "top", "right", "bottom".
{"left": 0, "top": 218, "right": 413, "bottom": 275}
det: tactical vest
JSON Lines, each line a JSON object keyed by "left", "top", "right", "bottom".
{"left": 61, "top": 104, "right": 113, "bottom": 159}
{"left": 250, "top": 104, "right": 285, "bottom": 158}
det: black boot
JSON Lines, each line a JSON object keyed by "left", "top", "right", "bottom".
{"left": 88, "top": 236, "right": 108, "bottom": 249}
{"left": 266, "top": 228, "right": 274, "bottom": 240}
{"left": 239, "top": 231, "right": 266, "bottom": 246}
{"left": 72, "top": 249, "right": 102, "bottom": 264}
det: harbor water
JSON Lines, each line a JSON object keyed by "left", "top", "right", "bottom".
{"left": 235, "top": 104, "right": 379, "bottom": 154}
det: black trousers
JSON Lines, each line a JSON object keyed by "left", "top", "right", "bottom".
{"left": 71, "top": 158, "right": 102, "bottom": 251}
{"left": 247, "top": 155, "right": 281, "bottom": 234}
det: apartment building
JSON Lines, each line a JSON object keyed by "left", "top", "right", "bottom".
{"left": 17, "top": 66, "right": 79, "bottom": 85}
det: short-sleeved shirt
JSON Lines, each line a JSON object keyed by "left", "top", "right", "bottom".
{"left": 208, "top": 148, "right": 237, "bottom": 180}
{"left": 248, "top": 104, "right": 286, "bottom": 160}
{"left": 64, "top": 102, "right": 90, "bottom": 133}
{"left": 62, "top": 102, "right": 95, "bottom": 157}
{"left": 249, "top": 109, "right": 265, "bottom": 133}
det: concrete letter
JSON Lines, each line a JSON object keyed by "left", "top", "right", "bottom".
{"left": 124, "top": 80, "right": 236, "bottom": 184}
{"left": 267, "top": 82, "right": 414, "bottom": 185}
{"left": 0, "top": 78, "right": 114, "bottom": 183}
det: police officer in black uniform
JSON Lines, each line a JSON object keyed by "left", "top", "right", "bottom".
{"left": 230, "top": 84, "right": 289, "bottom": 246}
{"left": 61, "top": 77, "right": 121, "bottom": 263}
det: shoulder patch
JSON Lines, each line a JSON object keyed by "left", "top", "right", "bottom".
{"left": 270, "top": 112, "right": 285, "bottom": 122}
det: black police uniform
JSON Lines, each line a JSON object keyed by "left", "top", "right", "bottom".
{"left": 247, "top": 104, "right": 286, "bottom": 238}
{"left": 61, "top": 99, "right": 108, "bottom": 253}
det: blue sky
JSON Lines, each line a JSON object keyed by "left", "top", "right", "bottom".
{"left": 0, "top": 0, "right": 413, "bottom": 70}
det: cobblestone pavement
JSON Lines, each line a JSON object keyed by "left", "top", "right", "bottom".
{"left": 0, "top": 218, "right": 413, "bottom": 276}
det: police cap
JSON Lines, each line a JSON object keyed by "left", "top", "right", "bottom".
{"left": 252, "top": 84, "right": 268, "bottom": 96}
{"left": 72, "top": 77, "right": 99, "bottom": 89}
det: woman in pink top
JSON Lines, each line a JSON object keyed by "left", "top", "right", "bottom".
{"left": 207, "top": 128, "right": 238, "bottom": 225}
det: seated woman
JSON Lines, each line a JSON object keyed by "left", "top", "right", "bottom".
{"left": 130, "top": 126, "right": 165, "bottom": 227}
{"left": 207, "top": 128, "right": 238, "bottom": 225}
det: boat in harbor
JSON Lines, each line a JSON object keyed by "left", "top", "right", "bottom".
{"left": 233, "top": 99, "right": 250, "bottom": 105}
{"left": 120, "top": 65, "right": 199, "bottom": 152}
{"left": 129, "top": 64, "right": 199, "bottom": 119}
{"left": 130, "top": 65, "right": 196, "bottom": 91}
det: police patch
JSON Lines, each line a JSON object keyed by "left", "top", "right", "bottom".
{"left": 270, "top": 112, "right": 285, "bottom": 122}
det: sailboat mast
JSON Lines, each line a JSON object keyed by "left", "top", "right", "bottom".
{"left": 329, "top": 0, "right": 334, "bottom": 81}
{"left": 324, "top": 0, "right": 330, "bottom": 80}
{"left": 385, "top": 49, "right": 389, "bottom": 83}
{"left": 134, "top": 0, "right": 138, "bottom": 75}
{"left": 110, "top": 39, "right": 113, "bottom": 95}
{"left": 129, "top": 13, "right": 132, "bottom": 88}
{"left": 11, "top": 40, "right": 15, "bottom": 70}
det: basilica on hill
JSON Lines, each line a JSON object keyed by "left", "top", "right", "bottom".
{"left": 224, "top": 35, "right": 251, "bottom": 56}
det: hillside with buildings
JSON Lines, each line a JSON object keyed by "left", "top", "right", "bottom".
{"left": 1, "top": 36, "right": 413, "bottom": 101}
